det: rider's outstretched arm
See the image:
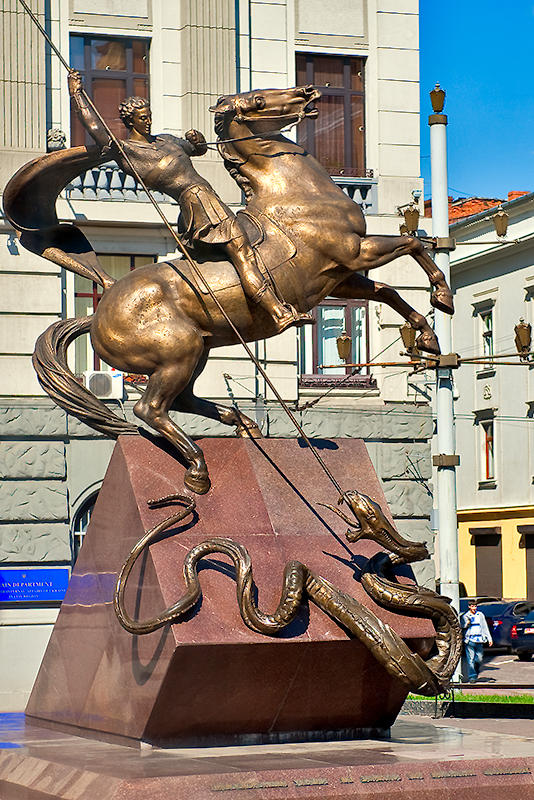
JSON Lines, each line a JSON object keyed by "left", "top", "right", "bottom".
{"left": 68, "top": 71, "right": 113, "bottom": 153}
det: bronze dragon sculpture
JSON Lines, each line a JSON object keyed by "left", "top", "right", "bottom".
{"left": 114, "top": 489, "right": 462, "bottom": 696}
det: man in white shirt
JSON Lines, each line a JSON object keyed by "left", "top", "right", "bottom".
{"left": 462, "top": 601, "right": 493, "bottom": 683}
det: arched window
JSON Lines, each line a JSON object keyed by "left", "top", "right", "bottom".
{"left": 71, "top": 494, "right": 98, "bottom": 564}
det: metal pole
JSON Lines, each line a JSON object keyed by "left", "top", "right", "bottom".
{"left": 429, "top": 87, "right": 460, "bottom": 621}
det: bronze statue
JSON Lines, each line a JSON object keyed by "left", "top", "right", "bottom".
{"left": 9, "top": 2, "right": 462, "bottom": 707}
{"left": 114, "top": 489, "right": 461, "bottom": 695}
{"left": 68, "top": 72, "right": 312, "bottom": 335}
{"left": 4, "top": 85, "right": 453, "bottom": 495}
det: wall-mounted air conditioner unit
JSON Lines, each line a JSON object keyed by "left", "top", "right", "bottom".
{"left": 83, "top": 370, "right": 124, "bottom": 400}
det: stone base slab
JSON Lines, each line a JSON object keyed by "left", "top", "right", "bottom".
{"left": 1, "top": 714, "right": 534, "bottom": 799}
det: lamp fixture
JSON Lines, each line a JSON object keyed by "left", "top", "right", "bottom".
{"left": 400, "top": 322, "right": 418, "bottom": 356}
{"left": 514, "top": 317, "right": 532, "bottom": 361}
{"left": 492, "top": 208, "right": 509, "bottom": 238}
{"left": 430, "top": 83, "right": 445, "bottom": 113}
{"left": 336, "top": 331, "right": 352, "bottom": 362}
{"left": 403, "top": 203, "right": 420, "bottom": 235}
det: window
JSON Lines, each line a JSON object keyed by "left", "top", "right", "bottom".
{"left": 481, "top": 420, "right": 495, "bottom": 481}
{"left": 75, "top": 254, "right": 156, "bottom": 372}
{"left": 70, "top": 34, "right": 149, "bottom": 147}
{"left": 296, "top": 53, "right": 365, "bottom": 177}
{"left": 480, "top": 308, "right": 494, "bottom": 357}
{"left": 299, "top": 298, "right": 375, "bottom": 387}
{"left": 469, "top": 527, "right": 503, "bottom": 597}
{"left": 518, "top": 527, "right": 534, "bottom": 600}
{"left": 71, "top": 494, "right": 98, "bottom": 564}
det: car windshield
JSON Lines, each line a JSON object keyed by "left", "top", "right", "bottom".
{"left": 523, "top": 610, "right": 534, "bottom": 621}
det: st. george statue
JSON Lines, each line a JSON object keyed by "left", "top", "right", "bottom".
{"left": 68, "top": 71, "right": 313, "bottom": 334}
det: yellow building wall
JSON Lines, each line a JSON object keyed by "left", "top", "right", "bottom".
{"left": 457, "top": 507, "right": 534, "bottom": 598}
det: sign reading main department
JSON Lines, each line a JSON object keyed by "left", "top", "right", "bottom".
{"left": 0, "top": 567, "right": 70, "bottom": 603}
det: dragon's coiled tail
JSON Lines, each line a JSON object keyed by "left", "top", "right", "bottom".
{"left": 361, "top": 552, "right": 462, "bottom": 688}
{"left": 114, "top": 493, "right": 461, "bottom": 695}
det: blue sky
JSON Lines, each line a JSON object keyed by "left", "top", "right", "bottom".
{"left": 419, "top": 1, "right": 534, "bottom": 201}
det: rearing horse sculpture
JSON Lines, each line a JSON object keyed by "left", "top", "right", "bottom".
{"left": 4, "top": 86, "right": 453, "bottom": 495}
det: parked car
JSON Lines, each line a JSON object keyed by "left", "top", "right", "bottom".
{"left": 459, "top": 596, "right": 501, "bottom": 613}
{"left": 510, "top": 609, "right": 534, "bottom": 661}
{"left": 491, "top": 601, "right": 534, "bottom": 650}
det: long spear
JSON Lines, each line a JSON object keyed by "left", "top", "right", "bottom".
{"left": 17, "top": 0, "right": 352, "bottom": 504}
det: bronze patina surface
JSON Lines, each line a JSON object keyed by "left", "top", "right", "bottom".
{"left": 4, "top": 85, "right": 453, "bottom": 496}
{"left": 4, "top": 72, "right": 461, "bottom": 700}
{"left": 114, "top": 484, "right": 460, "bottom": 696}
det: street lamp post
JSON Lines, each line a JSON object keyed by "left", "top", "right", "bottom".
{"left": 429, "top": 85, "right": 461, "bottom": 622}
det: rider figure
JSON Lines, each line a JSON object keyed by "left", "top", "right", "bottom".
{"left": 68, "top": 72, "right": 312, "bottom": 333}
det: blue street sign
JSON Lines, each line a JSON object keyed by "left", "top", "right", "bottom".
{"left": 0, "top": 567, "right": 70, "bottom": 603}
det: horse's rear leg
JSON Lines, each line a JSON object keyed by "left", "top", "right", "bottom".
{"left": 353, "top": 235, "right": 454, "bottom": 315}
{"left": 133, "top": 356, "right": 211, "bottom": 495}
{"left": 333, "top": 272, "right": 440, "bottom": 354}
{"left": 173, "top": 349, "right": 262, "bottom": 438}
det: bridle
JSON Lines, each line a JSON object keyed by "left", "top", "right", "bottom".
{"left": 204, "top": 102, "right": 310, "bottom": 146}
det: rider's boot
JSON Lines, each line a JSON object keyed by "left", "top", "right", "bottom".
{"left": 252, "top": 280, "right": 314, "bottom": 333}
{"left": 226, "top": 227, "right": 314, "bottom": 333}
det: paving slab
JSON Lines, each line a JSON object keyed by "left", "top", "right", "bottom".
{"left": 1, "top": 713, "right": 534, "bottom": 798}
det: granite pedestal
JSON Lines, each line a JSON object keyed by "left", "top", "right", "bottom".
{"left": 26, "top": 436, "right": 435, "bottom": 745}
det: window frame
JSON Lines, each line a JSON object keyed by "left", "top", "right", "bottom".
{"left": 74, "top": 253, "right": 156, "bottom": 371}
{"left": 296, "top": 52, "right": 366, "bottom": 177}
{"left": 481, "top": 419, "right": 495, "bottom": 482}
{"left": 69, "top": 33, "right": 150, "bottom": 147}
{"left": 71, "top": 493, "right": 98, "bottom": 565}
{"left": 299, "top": 297, "right": 376, "bottom": 389}
{"left": 480, "top": 308, "right": 494, "bottom": 358}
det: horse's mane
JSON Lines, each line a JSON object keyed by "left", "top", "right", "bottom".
{"left": 214, "top": 110, "right": 254, "bottom": 202}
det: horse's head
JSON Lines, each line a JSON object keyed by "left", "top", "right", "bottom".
{"left": 209, "top": 86, "right": 320, "bottom": 134}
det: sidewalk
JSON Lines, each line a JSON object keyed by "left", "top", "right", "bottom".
{"left": 459, "top": 650, "right": 534, "bottom": 695}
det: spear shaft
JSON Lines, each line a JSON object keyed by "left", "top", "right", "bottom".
{"left": 17, "top": 0, "right": 348, "bottom": 502}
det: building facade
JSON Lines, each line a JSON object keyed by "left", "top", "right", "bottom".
{"left": 450, "top": 192, "right": 534, "bottom": 600}
{"left": 0, "top": 0, "right": 433, "bottom": 710}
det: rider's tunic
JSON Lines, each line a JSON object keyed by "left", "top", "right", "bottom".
{"left": 120, "top": 135, "right": 235, "bottom": 245}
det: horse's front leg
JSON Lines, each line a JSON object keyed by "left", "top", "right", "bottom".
{"left": 332, "top": 272, "right": 440, "bottom": 355}
{"left": 351, "top": 235, "right": 454, "bottom": 315}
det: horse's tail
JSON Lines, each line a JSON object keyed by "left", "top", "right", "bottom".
{"left": 33, "top": 316, "right": 138, "bottom": 439}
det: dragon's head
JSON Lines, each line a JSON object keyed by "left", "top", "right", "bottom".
{"left": 321, "top": 490, "right": 429, "bottom": 564}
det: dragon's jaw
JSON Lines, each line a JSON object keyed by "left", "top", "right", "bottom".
{"left": 322, "top": 490, "right": 429, "bottom": 563}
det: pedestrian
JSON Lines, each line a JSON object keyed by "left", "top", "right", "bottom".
{"left": 462, "top": 601, "right": 493, "bottom": 683}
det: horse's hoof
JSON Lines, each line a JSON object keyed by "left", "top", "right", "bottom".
{"left": 184, "top": 469, "right": 211, "bottom": 495}
{"left": 430, "top": 289, "right": 454, "bottom": 315}
{"left": 416, "top": 330, "right": 441, "bottom": 355}
{"left": 235, "top": 422, "right": 263, "bottom": 439}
